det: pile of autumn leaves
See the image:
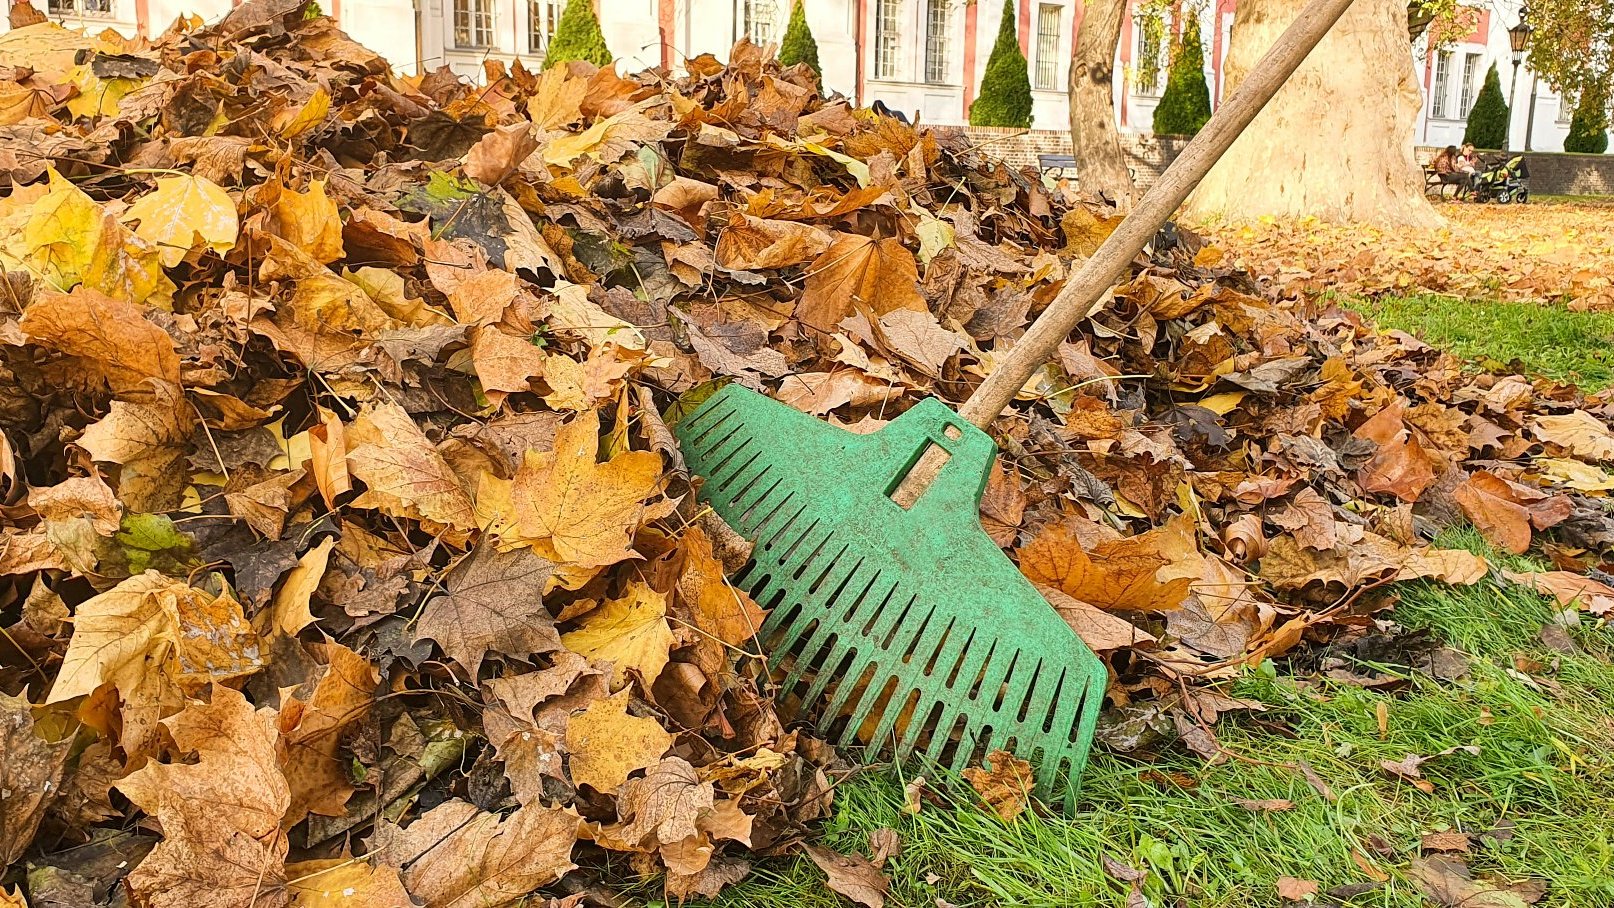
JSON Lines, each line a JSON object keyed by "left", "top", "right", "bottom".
{"left": 9, "top": 3, "right": 1614, "bottom": 907}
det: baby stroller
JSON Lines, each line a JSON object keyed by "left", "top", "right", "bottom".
{"left": 1470, "top": 154, "right": 1529, "bottom": 204}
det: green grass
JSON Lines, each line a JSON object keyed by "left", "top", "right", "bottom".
{"left": 1348, "top": 293, "right": 1614, "bottom": 389}
{"left": 687, "top": 530, "right": 1614, "bottom": 907}
{"left": 1533, "top": 194, "right": 1614, "bottom": 207}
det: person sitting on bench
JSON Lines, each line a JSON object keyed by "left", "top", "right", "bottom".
{"left": 1430, "top": 145, "right": 1467, "bottom": 199}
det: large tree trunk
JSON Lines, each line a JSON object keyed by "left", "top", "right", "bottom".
{"left": 1069, "top": 0, "right": 1137, "bottom": 211}
{"left": 1183, "top": 0, "right": 1437, "bottom": 226}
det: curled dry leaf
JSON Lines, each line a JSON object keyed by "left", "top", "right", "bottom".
{"left": 802, "top": 844, "right": 890, "bottom": 908}
{"left": 962, "top": 749, "right": 1035, "bottom": 821}
{"left": 0, "top": 693, "right": 72, "bottom": 867}
{"left": 47, "top": 572, "right": 263, "bottom": 758}
{"left": 1503, "top": 570, "right": 1614, "bottom": 615}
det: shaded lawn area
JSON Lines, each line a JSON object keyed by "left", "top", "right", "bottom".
{"left": 699, "top": 531, "right": 1614, "bottom": 907}
{"left": 1349, "top": 293, "right": 1614, "bottom": 390}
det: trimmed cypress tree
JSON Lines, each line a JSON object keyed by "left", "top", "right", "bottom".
{"left": 969, "top": 0, "right": 1032, "bottom": 128}
{"left": 544, "top": 0, "right": 613, "bottom": 70}
{"left": 778, "top": 0, "right": 821, "bottom": 80}
{"left": 1564, "top": 92, "right": 1610, "bottom": 154}
{"left": 1463, "top": 63, "right": 1510, "bottom": 150}
{"left": 1151, "top": 19, "right": 1212, "bottom": 137}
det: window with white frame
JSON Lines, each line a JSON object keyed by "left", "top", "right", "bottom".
{"left": 1035, "top": 4, "right": 1060, "bottom": 90}
{"left": 924, "top": 0, "right": 950, "bottom": 84}
{"left": 1133, "top": 10, "right": 1166, "bottom": 95}
{"left": 529, "top": 0, "right": 563, "bottom": 53}
{"left": 1459, "top": 53, "right": 1479, "bottom": 114}
{"left": 47, "top": 0, "right": 113, "bottom": 16}
{"left": 741, "top": 0, "right": 779, "bottom": 45}
{"left": 1431, "top": 51, "right": 1451, "bottom": 118}
{"left": 454, "top": 0, "right": 495, "bottom": 47}
{"left": 874, "top": 0, "right": 900, "bottom": 80}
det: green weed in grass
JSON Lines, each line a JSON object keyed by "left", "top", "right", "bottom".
{"left": 1347, "top": 293, "right": 1614, "bottom": 390}
{"left": 689, "top": 535, "right": 1614, "bottom": 908}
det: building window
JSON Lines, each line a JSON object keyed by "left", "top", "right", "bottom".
{"left": 1133, "top": 10, "right": 1166, "bottom": 95}
{"left": 454, "top": 0, "right": 495, "bottom": 48}
{"left": 1034, "top": 4, "right": 1060, "bottom": 90}
{"left": 1459, "top": 52, "right": 1479, "bottom": 114}
{"left": 924, "top": 0, "right": 950, "bottom": 84}
{"left": 1431, "top": 50, "right": 1451, "bottom": 118}
{"left": 874, "top": 0, "right": 900, "bottom": 80}
{"left": 47, "top": 0, "right": 113, "bottom": 16}
{"left": 529, "top": 0, "right": 563, "bottom": 53}
{"left": 741, "top": 0, "right": 779, "bottom": 44}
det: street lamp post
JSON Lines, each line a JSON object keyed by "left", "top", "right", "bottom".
{"left": 1507, "top": 10, "right": 1533, "bottom": 152}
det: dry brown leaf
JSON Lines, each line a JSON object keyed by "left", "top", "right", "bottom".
{"left": 257, "top": 536, "right": 333, "bottom": 639}
{"left": 285, "top": 858, "right": 414, "bottom": 908}
{"left": 346, "top": 400, "right": 477, "bottom": 531}
{"left": 714, "top": 213, "right": 832, "bottom": 271}
{"left": 115, "top": 686, "right": 291, "bottom": 908}
{"left": 563, "top": 689, "right": 672, "bottom": 795}
{"left": 1503, "top": 570, "right": 1614, "bottom": 615}
{"left": 1454, "top": 471, "right": 1572, "bottom": 555}
{"left": 277, "top": 641, "right": 377, "bottom": 822}
{"left": 1230, "top": 797, "right": 1294, "bottom": 812}
{"left": 1270, "top": 488, "right": 1338, "bottom": 550}
{"left": 610, "top": 756, "right": 714, "bottom": 848}
{"left": 802, "top": 844, "right": 890, "bottom": 908}
{"left": 1019, "top": 522, "right": 1193, "bottom": 612}
{"left": 19, "top": 287, "right": 181, "bottom": 392}
{"left": 0, "top": 693, "right": 71, "bottom": 867}
{"left": 797, "top": 232, "right": 926, "bottom": 332}
{"left": 1531, "top": 410, "right": 1614, "bottom": 461}
{"left": 77, "top": 382, "right": 195, "bottom": 512}
{"left": 47, "top": 572, "right": 263, "bottom": 757}
{"left": 962, "top": 749, "right": 1034, "bottom": 821}
{"left": 416, "top": 544, "right": 561, "bottom": 677}
{"left": 265, "top": 178, "right": 344, "bottom": 264}
{"left": 1421, "top": 831, "right": 1472, "bottom": 853}
{"left": 1276, "top": 876, "right": 1320, "bottom": 901}
{"left": 464, "top": 122, "right": 539, "bottom": 186}
{"left": 1036, "top": 584, "right": 1156, "bottom": 652}
{"left": 371, "top": 799, "right": 579, "bottom": 908}
{"left": 1411, "top": 854, "right": 1539, "bottom": 908}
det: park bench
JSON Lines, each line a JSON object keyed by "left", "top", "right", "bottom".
{"left": 1038, "top": 153, "right": 1078, "bottom": 179}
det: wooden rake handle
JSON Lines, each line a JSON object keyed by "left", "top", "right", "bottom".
{"left": 957, "top": 0, "right": 1359, "bottom": 429}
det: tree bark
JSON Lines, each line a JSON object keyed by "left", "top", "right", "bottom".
{"left": 1183, "top": 0, "right": 1438, "bottom": 226}
{"left": 1069, "top": 0, "right": 1137, "bottom": 211}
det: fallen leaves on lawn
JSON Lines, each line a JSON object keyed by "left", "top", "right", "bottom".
{"left": 6, "top": 5, "right": 1614, "bottom": 905}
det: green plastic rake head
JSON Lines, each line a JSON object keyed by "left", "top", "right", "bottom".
{"left": 674, "top": 385, "right": 1107, "bottom": 807}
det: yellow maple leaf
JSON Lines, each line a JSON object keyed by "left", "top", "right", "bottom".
{"left": 266, "top": 178, "right": 345, "bottom": 264}
{"left": 0, "top": 170, "right": 173, "bottom": 307}
{"left": 122, "top": 174, "right": 239, "bottom": 267}
{"left": 563, "top": 688, "right": 672, "bottom": 795}
{"left": 46, "top": 571, "right": 264, "bottom": 757}
{"left": 511, "top": 408, "right": 662, "bottom": 569}
{"left": 560, "top": 581, "right": 673, "bottom": 689}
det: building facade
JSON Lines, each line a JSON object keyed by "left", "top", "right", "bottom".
{"left": 3, "top": 0, "right": 1591, "bottom": 154}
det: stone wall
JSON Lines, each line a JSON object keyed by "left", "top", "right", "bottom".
{"left": 945, "top": 126, "right": 1614, "bottom": 197}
